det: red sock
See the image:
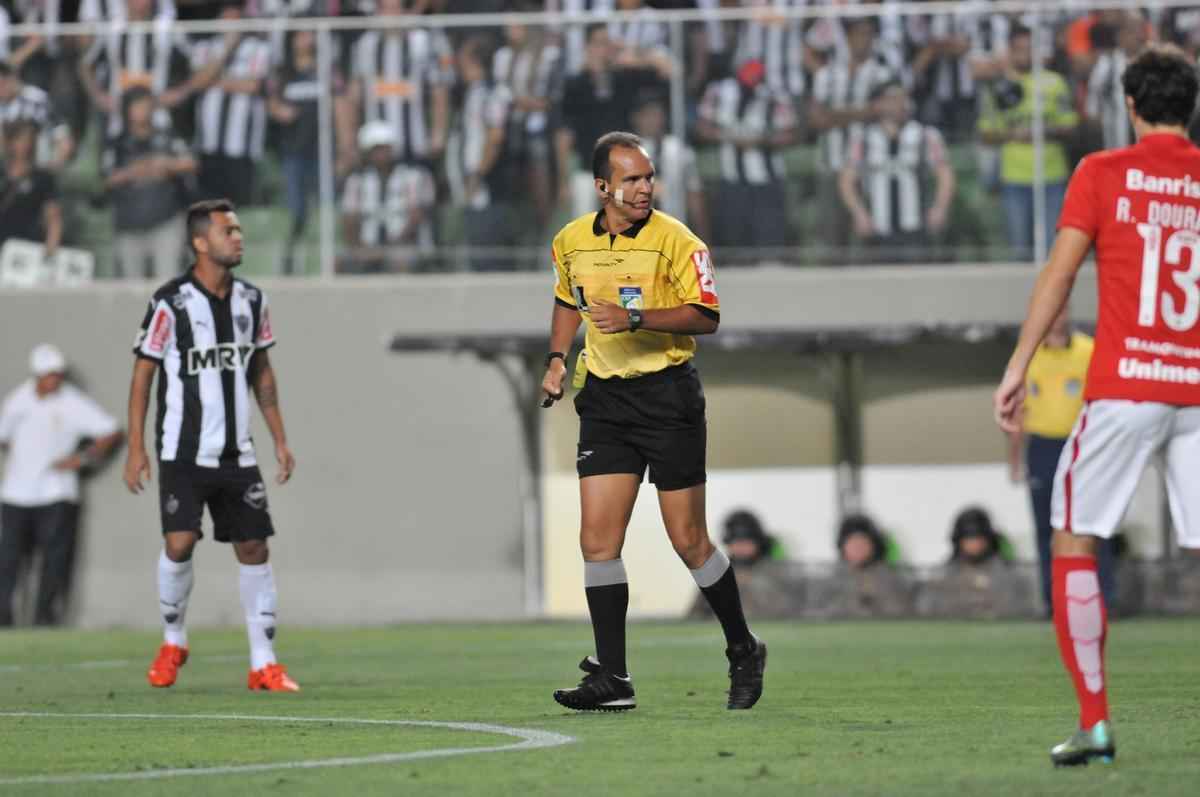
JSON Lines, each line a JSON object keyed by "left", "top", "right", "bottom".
{"left": 1052, "top": 555, "right": 1109, "bottom": 729}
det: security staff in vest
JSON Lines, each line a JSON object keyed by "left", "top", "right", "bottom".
{"left": 540, "top": 131, "right": 765, "bottom": 713}
{"left": 1007, "top": 309, "right": 1113, "bottom": 616}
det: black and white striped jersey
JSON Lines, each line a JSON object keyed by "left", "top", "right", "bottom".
{"left": 844, "top": 120, "right": 946, "bottom": 237}
{"left": 607, "top": 4, "right": 667, "bottom": 55}
{"left": 351, "top": 28, "right": 453, "bottom": 164}
{"left": 0, "top": 83, "right": 57, "bottom": 130}
{"left": 84, "top": 22, "right": 191, "bottom": 138}
{"left": 550, "top": 0, "right": 614, "bottom": 75}
{"left": 133, "top": 273, "right": 276, "bottom": 468}
{"left": 1087, "top": 50, "right": 1134, "bottom": 152}
{"left": 811, "top": 56, "right": 895, "bottom": 172}
{"left": 0, "top": 6, "right": 10, "bottom": 62}
{"left": 731, "top": 0, "right": 808, "bottom": 99}
{"left": 925, "top": 4, "right": 1010, "bottom": 106}
{"left": 0, "top": 83, "right": 70, "bottom": 166}
{"left": 698, "top": 77, "right": 797, "bottom": 185}
{"left": 804, "top": 0, "right": 916, "bottom": 87}
{"left": 341, "top": 162, "right": 436, "bottom": 248}
{"left": 492, "top": 41, "right": 563, "bottom": 139}
{"left": 446, "top": 79, "right": 511, "bottom": 210}
{"left": 191, "top": 34, "right": 271, "bottom": 160}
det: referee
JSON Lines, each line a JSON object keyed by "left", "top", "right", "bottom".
{"left": 542, "top": 132, "right": 766, "bottom": 712}
{"left": 123, "top": 198, "right": 299, "bottom": 693}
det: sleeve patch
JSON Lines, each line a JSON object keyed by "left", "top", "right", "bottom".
{"left": 147, "top": 308, "right": 172, "bottom": 354}
{"left": 692, "top": 250, "right": 718, "bottom": 305}
{"left": 257, "top": 306, "right": 275, "bottom": 346}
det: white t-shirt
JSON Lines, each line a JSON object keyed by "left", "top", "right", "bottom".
{"left": 0, "top": 381, "right": 118, "bottom": 507}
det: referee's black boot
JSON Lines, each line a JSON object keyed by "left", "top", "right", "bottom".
{"left": 726, "top": 635, "right": 767, "bottom": 710}
{"left": 553, "top": 656, "right": 636, "bottom": 712}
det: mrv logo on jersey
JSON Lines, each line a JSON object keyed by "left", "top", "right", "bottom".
{"left": 187, "top": 344, "right": 255, "bottom": 375}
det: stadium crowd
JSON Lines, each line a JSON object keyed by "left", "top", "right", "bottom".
{"left": 1, "top": 0, "right": 1200, "bottom": 276}
{"left": 687, "top": 507, "right": 1199, "bottom": 623}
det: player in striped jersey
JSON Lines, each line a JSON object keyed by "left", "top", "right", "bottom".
{"left": 124, "top": 199, "right": 300, "bottom": 693}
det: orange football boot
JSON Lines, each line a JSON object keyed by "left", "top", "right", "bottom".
{"left": 247, "top": 663, "right": 300, "bottom": 692}
{"left": 147, "top": 643, "right": 189, "bottom": 688}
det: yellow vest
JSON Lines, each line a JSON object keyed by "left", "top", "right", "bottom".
{"left": 552, "top": 210, "right": 719, "bottom": 379}
{"left": 1024, "top": 332, "right": 1094, "bottom": 439}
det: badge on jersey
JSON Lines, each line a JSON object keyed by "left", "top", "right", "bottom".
{"left": 146, "top": 308, "right": 172, "bottom": 355}
{"left": 618, "top": 286, "right": 644, "bottom": 310}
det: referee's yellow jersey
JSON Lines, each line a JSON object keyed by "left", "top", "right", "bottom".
{"left": 552, "top": 210, "right": 720, "bottom": 379}
{"left": 1023, "top": 332, "right": 1094, "bottom": 439}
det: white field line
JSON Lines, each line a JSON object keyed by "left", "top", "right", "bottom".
{"left": 0, "top": 712, "right": 576, "bottom": 786}
{"left": 0, "top": 654, "right": 248, "bottom": 673}
{"left": 0, "top": 636, "right": 718, "bottom": 673}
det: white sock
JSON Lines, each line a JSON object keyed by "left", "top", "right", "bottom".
{"left": 157, "top": 550, "right": 193, "bottom": 648}
{"left": 239, "top": 563, "right": 278, "bottom": 671}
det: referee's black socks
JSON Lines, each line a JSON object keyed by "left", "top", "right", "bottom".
{"left": 691, "top": 549, "right": 753, "bottom": 648}
{"left": 583, "top": 559, "right": 629, "bottom": 679}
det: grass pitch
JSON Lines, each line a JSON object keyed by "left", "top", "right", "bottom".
{"left": 1, "top": 620, "right": 1198, "bottom": 796}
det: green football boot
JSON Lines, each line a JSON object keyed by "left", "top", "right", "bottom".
{"left": 1050, "top": 720, "right": 1116, "bottom": 767}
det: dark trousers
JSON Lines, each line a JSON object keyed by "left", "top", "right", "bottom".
{"left": 464, "top": 202, "right": 518, "bottom": 272}
{"left": 281, "top": 154, "right": 319, "bottom": 240}
{"left": 0, "top": 502, "right": 80, "bottom": 626}
{"left": 1027, "top": 435, "right": 1115, "bottom": 615}
{"left": 716, "top": 181, "right": 789, "bottom": 260}
{"left": 197, "top": 155, "right": 257, "bottom": 207}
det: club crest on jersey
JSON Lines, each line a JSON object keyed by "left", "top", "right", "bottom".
{"left": 187, "top": 343, "right": 255, "bottom": 374}
{"left": 235, "top": 314, "right": 251, "bottom": 335}
{"left": 244, "top": 288, "right": 259, "bottom": 303}
{"left": 170, "top": 293, "right": 187, "bottom": 310}
{"left": 618, "top": 286, "right": 644, "bottom": 310}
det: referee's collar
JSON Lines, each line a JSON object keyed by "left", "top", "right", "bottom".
{"left": 593, "top": 210, "right": 652, "bottom": 239}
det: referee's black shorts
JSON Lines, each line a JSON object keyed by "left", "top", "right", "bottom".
{"left": 574, "top": 362, "right": 706, "bottom": 491}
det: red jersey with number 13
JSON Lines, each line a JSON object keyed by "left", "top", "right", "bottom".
{"left": 1058, "top": 134, "right": 1200, "bottom": 405}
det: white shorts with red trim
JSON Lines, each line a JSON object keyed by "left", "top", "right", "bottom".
{"left": 1051, "top": 399, "right": 1200, "bottom": 547}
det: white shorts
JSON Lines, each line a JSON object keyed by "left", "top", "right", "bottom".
{"left": 1051, "top": 399, "right": 1200, "bottom": 547}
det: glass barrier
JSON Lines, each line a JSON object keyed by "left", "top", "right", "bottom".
{"left": 0, "top": 2, "right": 1189, "bottom": 281}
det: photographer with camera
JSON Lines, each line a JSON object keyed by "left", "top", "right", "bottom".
{"left": 978, "top": 24, "right": 1078, "bottom": 261}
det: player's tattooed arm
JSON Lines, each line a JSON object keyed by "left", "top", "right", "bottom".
{"left": 250, "top": 350, "right": 295, "bottom": 484}
{"left": 249, "top": 350, "right": 279, "bottom": 410}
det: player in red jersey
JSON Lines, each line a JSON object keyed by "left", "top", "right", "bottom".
{"left": 995, "top": 45, "right": 1200, "bottom": 767}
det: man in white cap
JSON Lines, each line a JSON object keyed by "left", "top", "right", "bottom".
{"left": 0, "top": 344, "right": 123, "bottom": 625}
{"left": 339, "top": 120, "right": 436, "bottom": 272}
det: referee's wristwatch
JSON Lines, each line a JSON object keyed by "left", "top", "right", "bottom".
{"left": 545, "top": 351, "right": 566, "bottom": 368}
{"left": 627, "top": 307, "right": 644, "bottom": 332}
